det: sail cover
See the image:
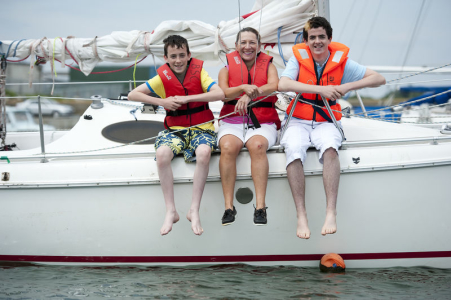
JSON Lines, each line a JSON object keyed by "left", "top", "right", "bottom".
{"left": 1, "top": 0, "right": 316, "bottom": 76}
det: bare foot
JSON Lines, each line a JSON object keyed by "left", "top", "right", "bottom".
{"left": 160, "top": 210, "right": 180, "bottom": 236}
{"left": 321, "top": 210, "right": 337, "bottom": 236}
{"left": 187, "top": 209, "right": 204, "bottom": 236}
{"left": 296, "top": 211, "right": 310, "bottom": 239}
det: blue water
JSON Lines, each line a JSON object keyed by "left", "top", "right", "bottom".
{"left": 1, "top": 264, "right": 450, "bottom": 299}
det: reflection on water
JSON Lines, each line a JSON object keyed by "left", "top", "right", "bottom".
{"left": 0, "top": 264, "right": 450, "bottom": 299}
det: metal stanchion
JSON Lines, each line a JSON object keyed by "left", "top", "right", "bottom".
{"left": 356, "top": 91, "right": 368, "bottom": 117}
{"left": 37, "top": 95, "right": 48, "bottom": 163}
{"left": 321, "top": 95, "right": 346, "bottom": 142}
{"left": 278, "top": 93, "right": 301, "bottom": 144}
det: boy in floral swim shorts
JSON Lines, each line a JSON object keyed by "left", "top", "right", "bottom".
{"left": 128, "top": 35, "right": 224, "bottom": 236}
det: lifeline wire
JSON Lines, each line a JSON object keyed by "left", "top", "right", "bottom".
{"left": 43, "top": 92, "right": 279, "bottom": 155}
{"left": 386, "top": 62, "right": 451, "bottom": 84}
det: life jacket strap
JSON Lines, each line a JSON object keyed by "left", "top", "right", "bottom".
{"left": 301, "top": 98, "right": 336, "bottom": 107}
{"left": 166, "top": 103, "right": 210, "bottom": 117}
{"left": 301, "top": 97, "right": 337, "bottom": 123}
{"left": 225, "top": 100, "right": 275, "bottom": 128}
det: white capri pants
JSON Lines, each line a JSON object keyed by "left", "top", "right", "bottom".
{"left": 280, "top": 118, "right": 343, "bottom": 167}
{"left": 217, "top": 121, "right": 278, "bottom": 150}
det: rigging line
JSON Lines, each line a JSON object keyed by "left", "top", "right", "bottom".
{"left": 272, "top": 90, "right": 451, "bottom": 120}
{"left": 353, "top": 88, "right": 451, "bottom": 116}
{"left": 48, "top": 56, "right": 148, "bottom": 74}
{"left": 237, "top": 0, "right": 247, "bottom": 135}
{"left": 357, "top": 0, "right": 382, "bottom": 63}
{"left": 5, "top": 80, "right": 149, "bottom": 86}
{"left": 398, "top": 0, "right": 426, "bottom": 77}
{"left": 346, "top": 1, "right": 366, "bottom": 50}
{"left": 385, "top": 78, "right": 451, "bottom": 86}
{"left": 44, "top": 92, "right": 280, "bottom": 155}
{"left": 386, "top": 62, "right": 451, "bottom": 83}
{"left": 252, "top": 0, "right": 263, "bottom": 86}
{"left": 336, "top": 0, "right": 356, "bottom": 41}
{"left": 402, "top": 101, "right": 451, "bottom": 112}
{"left": 237, "top": 0, "right": 244, "bottom": 85}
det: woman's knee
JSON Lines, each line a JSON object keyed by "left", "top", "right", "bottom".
{"left": 247, "top": 138, "right": 268, "bottom": 155}
{"left": 219, "top": 138, "right": 242, "bottom": 157}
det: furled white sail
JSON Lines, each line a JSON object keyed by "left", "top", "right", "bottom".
{"left": 1, "top": 0, "right": 316, "bottom": 76}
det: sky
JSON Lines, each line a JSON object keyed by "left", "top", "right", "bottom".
{"left": 1, "top": 0, "right": 450, "bottom": 97}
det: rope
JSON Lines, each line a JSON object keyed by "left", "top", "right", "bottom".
{"left": 277, "top": 27, "right": 288, "bottom": 66}
{"left": 398, "top": 0, "right": 426, "bottom": 79}
{"left": 5, "top": 80, "right": 149, "bottom": 86}
{"left": 386, "top": 62, "right": 451, "bottom": 84}
{"left": 133, "top": 54, "right": 141, "bottom": 89}
{"left": 385, "top": 78, "right": 451, "bottom": 86}
{"left": 353, "top": 89, "right": 451, "bottom": 117}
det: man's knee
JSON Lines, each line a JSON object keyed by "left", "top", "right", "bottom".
{"left": 323, "top": 147, "right": 338, "bottom": 158}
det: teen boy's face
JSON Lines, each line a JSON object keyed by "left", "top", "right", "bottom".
{"left": 305, "top": 27, "right": 331, "bottom": 60}
{"left": 164, "top": 45, "right": 191, "bottom": 75}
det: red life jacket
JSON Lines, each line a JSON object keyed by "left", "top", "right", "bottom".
{"left": 157, "top": 58, "right": 214, "bottom": 128}
{"left": 286, "top": 42, "right": 349, "bottom": 122}
{"left": 219, "top": 51, "right": 281, "bottom": 129}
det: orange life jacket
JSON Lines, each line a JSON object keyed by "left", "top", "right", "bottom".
{"left": 286, "top": 42, "right": 349, "bottom": 122}
{"left": 219, "top": 51, "right": 281, "bottom": 129}
{"left": 158, "top": 58, "right": 214, "bottom": 128}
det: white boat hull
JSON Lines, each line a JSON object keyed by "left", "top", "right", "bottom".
{"left": 1, "top": 101, "right": 451, "bottom": 268}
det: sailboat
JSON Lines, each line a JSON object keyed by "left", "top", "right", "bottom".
{"left": 1, "top": 0, "right": 450, "bottom": 268}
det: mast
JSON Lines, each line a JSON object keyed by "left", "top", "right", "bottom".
{"left": 317, "top": 0, "right": 330, "bottom": 21}
{"left": 0, "top": 56, "right": 6, "bottom": 147}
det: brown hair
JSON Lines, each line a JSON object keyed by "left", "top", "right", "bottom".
{"left": 303, "top": 16, "right": 333, "bottom": 41}
{"left": 235, "top": 27, "right": 261, "bottom": 44}
{"left": 163, "top": 35, "right": 190, "bottom": 57}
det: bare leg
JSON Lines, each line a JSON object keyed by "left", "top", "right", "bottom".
{"left": 246, "top": 136, "right": 269, "bottom": 210}
{"left": 219, "top": 135, "right": 243, "bottom": 210}
{"left": 156, "top": 146, "right": 179, "bottom": 236}
{"left": 321, "top": 148, "right": 340, "bottom": 236}
{"left": 287, "top": 159, "right": 310, "bottom": 239}
{"left": 186, "top": 144, "right": 211, "bottom": 236}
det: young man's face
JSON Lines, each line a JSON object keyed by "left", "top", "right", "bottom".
{"left": 305, "top": 27, "right": 331, "bottom": 60}
{"left": 164, "top": 45, "right": 191, "bottom": 75}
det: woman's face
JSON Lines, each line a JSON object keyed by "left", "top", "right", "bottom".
{"left": 236, "top": 31, "right": 260, "bottom": 62}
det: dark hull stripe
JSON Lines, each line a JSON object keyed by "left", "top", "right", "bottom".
{"left": 1, "top": 251, "right": 450, "bottom": 264}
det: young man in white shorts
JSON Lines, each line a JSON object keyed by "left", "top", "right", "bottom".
{"left": 278, "top": 17, "right": 385, "bottom": 239}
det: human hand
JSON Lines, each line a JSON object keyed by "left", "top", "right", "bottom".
{"left": 242, "top": 84, "right": 263, "bottom": 99}
{"left": 174, "top": 95, "right": 190, "bottom": 105}
{"left": 163, "top": 96, "right": 183, "bottom": 111}
{"left": 319, "top": 86, "right": 343, "bottom": 101}
{"left": 335, "top": 85, "right": 350, "bottom": 97}
{"left": 234, "top": 94, "right": 251, "bottom": 116}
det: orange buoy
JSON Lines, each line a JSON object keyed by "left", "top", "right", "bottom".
{"left": 319, "top": 253, "right": 346, "bottom": 272}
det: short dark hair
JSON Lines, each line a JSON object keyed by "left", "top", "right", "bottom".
{"left": 235, "top": 27, "right": 261, "bottom": 44}
{"left": 303, "top": 16, "right": 333, "bottom": 41}
{"left": 163, "top": 35, "right": 190, "bottom": 57}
